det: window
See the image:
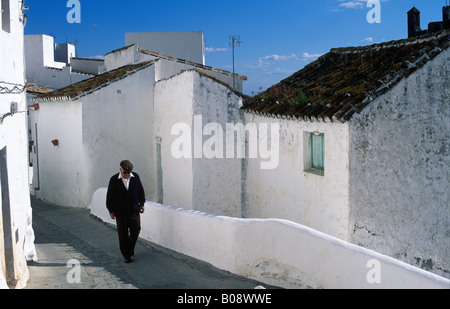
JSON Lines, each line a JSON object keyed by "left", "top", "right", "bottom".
{"left": 1, "top": 0, "right": 11, "bottom": 33}
{"left": 304, "top": 131, "right": 325, "bottom": 175}
{"left": 310, "top": 133, "right": 325, "bottom": 173}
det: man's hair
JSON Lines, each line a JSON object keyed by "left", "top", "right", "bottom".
{"left": 120, "top": 160, "right": 134, "bottom": 172}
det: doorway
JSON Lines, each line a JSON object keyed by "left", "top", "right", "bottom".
{"left": 155, "top": 137, "right": 164, "bottom": 204}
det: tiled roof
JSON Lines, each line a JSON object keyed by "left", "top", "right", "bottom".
{"left": 34, "top": 61, "right": 155, "bottom": 102}
{"left": 26, "top": 82, "right": 54, "bottom": 95}
{"left": 243, "top": 30, "right": 450, "bottom": 122}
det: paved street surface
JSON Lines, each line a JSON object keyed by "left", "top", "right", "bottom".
{"left": 26, "top": 198, "right": 277, "bottom": 289}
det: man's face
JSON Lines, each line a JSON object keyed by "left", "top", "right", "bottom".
{"left": 120, "top": 168, "right": 131, "bottom": 180}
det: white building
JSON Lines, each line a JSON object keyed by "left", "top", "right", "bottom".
{"left": 154, "top": 70, "right": 246, "bottom": 217}
{"left": 243, "top": 30, "right": 450, "bottom": 278}
{"left": 104, "top": 44, "right": 245, "bottom": 93}
{"left": 24, "top": 34, "right": 104, "bottom": 90}
{"left": 125, "top": 31, "right": 205, "bottom": 65}
{"left": 30, "top": 27, "right": 449, "bottom": 282}
{"left": 29, "top": 40, "right": 247, "bottom": 210}
{"left": 0, "top": 0, "right": 36, "bottom": 289}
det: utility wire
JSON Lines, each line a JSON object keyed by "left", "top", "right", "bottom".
{"left": 0, "top": 110, "right": 28, "bottom": 124}
{"left": 0, "top": 81, "right": 26, "bottom": 94}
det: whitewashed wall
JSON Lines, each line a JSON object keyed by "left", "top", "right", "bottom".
{"left": 32, "top": 101, "right": 87, "bottom": 207}
{"left": 90, "top": 188, "right": 450, "bottom": 289}
{"left": 126, "top": 31, "right": 205, "bottom": 65}
{"left": 25, "top": 34, "right": 91, "bottom": 90}
{"left": 154, "top": 71, "right": 195, "bottom": 209}
{"left": 32, "top": 64, "right": 157, "bottom": 208}
{"left": 54, "top": 42, "right": 75, "bottom": 64}
{"left": 104, "top": 45, "right": 138, "bottom": 71}
{"left": 37, "top": 67, "right": 91, "bottom": 90}
{"left": 349, "top": 48, "right": 450, "bottom": 279}
{"left": 70, "top": 58, "right": 104, "bottom": 75}
{"left": 25, "top": 35, "right": 65, "bottom": 72}
{"left": 243, "top": 113, "right": 350, "bottom": 240}
{"left": 82, "top": 64, "right": 157, "bottom": 204}
{"left": 104, "top": 44, "right": 244, "bottom": 93}
{"left": 191, "top": 73, "right": 244, "bottom": 217}
{"left": 154, "top": 69, "right": 351, "bottom": 233}
{"left": 0, "top": 112, "right": 32, "bottom": 289}
{"left": 0, "top": 0, "right": 35, "bottom": 289}
{"left": 154, "top": 70, "right": 244, "bottom": 216}
{"left": 144, "top": 53, "right": 244, "bottom": 93}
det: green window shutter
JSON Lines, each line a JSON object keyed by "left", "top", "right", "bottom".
{"left": 310, "top": 133, "right": 324, "bottom": 172}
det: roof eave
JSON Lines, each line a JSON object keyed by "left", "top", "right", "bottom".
{"left": 34, "top": 61, "right": 156, "bottom": 102}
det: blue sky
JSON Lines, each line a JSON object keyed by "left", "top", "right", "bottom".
{"left": 24, "top": 0, "right": 446, "bottom": 95}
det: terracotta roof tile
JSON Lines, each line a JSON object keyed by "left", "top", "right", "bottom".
{"left": 26, "top": 82, "right": 54, "bottom": 95}
{"left": 243, "top": 30, "right": 450, "bottom": 122}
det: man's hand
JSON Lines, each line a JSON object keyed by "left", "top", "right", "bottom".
{"left": 110, "top": 212, "right": 116, "bottom": 220}
{"left": 139, "top": 206, "right": 145, "bottom": 214}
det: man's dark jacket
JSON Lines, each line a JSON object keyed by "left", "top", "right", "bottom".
{"left": 106, "top": 172, "right": 145, "bottom": 217}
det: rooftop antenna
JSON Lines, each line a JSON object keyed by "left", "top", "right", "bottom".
{"left": 230, "top": 35, "right": 243, "bottom": 90}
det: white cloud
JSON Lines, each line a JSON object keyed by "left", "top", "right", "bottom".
{"left": 300, "top": 52, "right": 322, "bottom": 62}
{"left": 337, "top": 0, "right": 389, "bottom": 10}
{"left": 89, "top": 55, "right": 105, "bottom": 60}
{"left": 250, "top": 52, "right": 322, "bottom": 77}
{"left": 264, "top": 68, "right": 296, "bottom": 76}
{"left": 255, "top": 53, "right": 299, "bottom": 68}
{"left": 205, "top": 47, "right": 228, "bottom": 53}
{"left": 361, "top": 37, "right": 374, "bottom": 43}
{"left": 261, "top": 53, "right": 299, "bottom": 62}
{"left": 339, "top": 1, "right": 365, "bottom": 9}
{"left": 254, "top": 52, "right": 322, "bottom": 69}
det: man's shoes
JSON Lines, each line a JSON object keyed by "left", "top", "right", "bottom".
{"left": 124, "top": 258, "right": 133, "bottom": 264}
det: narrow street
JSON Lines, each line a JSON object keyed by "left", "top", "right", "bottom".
{"left": 26, "top": 198, "right": 274, "bottom": 289}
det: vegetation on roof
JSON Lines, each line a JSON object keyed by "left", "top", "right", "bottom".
{"left": 244, "top": 30, "right": 449, "bottom": 122}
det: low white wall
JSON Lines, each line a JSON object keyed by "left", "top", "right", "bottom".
{"left": 89, "top": 188, "right": 449, "bottom": 289}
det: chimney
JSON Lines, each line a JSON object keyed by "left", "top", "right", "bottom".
{"left": 408, "top": 7, "right": 422, "bottom": 38}
{"left": 444, "top": 6, "right": 450, "bottom": 29}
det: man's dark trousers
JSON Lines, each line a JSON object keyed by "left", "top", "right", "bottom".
{"left": 116, "top": 214, "right": 141, "bottom": 260}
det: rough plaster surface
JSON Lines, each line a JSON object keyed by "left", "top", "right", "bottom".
{"left": 0, "top": 0, "right": 36, "bottom": 288}
{"left": 243, "top": 114, "right": 350, "bottom": 240}
{"left": 192, "top": 73, "right": 244, "bottom": 217}
{"left": 154, "top": 71, "right": 244, "bottom": 217}
{"left": 349, "top": 48, "right": 450, "bottom": 278}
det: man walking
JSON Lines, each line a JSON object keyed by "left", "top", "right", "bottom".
{"left": 106, "top": 160, "right": 145, "bottom": 263}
